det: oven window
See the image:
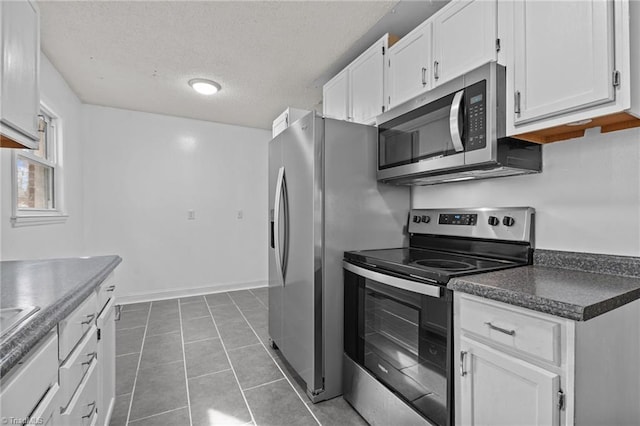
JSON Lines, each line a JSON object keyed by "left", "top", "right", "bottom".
{"left": 360, "top": 279, "right": 449, "bottom": 426}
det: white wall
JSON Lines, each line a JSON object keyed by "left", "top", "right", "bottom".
{"left": 0, "top": 54, "right": 85, "bottom": 260}
{"left": 413, "top": 127, "right": 640, "bottom": 256}
{"left": 82, "top": 105, "right": 270, "bottom": 301}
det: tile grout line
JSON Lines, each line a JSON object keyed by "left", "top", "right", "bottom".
{"left": 127, "top": 405, "right": 188, "bottom": 424}
{"left": 116, "top": 325, "right": 147, "bottom": 332}
{"left": 229, "top": 297, "right": 322, "bottom": 425}
{"left": 177, "top": 301, "right": 194, "bottom": 426}
{"left": 204, "top": 297, "right": 257, "bottom": 425}
{"left": 242, "top": 377, "right": 286, "bottom": 392}
{"left": 187, "top": 368, "right": 233, "bottom": 381}
{"left": 124, "top": 301, "right": 153, "bottom": 425}
{"left": 182, "top": 335, "right": 220, "bottom": 346}
{"left": 248, "top": 288, "right": 268, "bottom": 309}
{"left": 181, "top": 314, "right": 212, "bottom": 322}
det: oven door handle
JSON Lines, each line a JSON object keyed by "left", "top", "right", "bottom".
{"left": 343, "top": 262, "right": 441, "bottom": 298}
{"left": 449, "top": 89, "right": 465, "bottom": 153}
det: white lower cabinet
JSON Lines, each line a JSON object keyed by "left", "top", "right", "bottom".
{"left": 97, "top": 298, "right": 116, "bottom": 426}
{"left": 459, "top": 337, "right": 560, "bottom": 426}
{"left": 0, "top": 331, "right": 60, "bottom": 424}
{"left": 61, "top": 360, "right": 99, "bottom": 426}
{"left": 455, "top": 292, "right": 640, "bottom": 426}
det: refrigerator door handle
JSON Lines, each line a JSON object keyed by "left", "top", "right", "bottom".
{"left": 281, "top": 170, "right": 290, "bottom": 281}
{"left": 274, "top": 166, "right": 285, "bottom": 284}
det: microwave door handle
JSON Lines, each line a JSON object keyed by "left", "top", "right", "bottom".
{"left": 274, "top": 166, "right": 285, "bottom": 285}
{"left": 449, "top": 90, "right": 465, "bottom": 153}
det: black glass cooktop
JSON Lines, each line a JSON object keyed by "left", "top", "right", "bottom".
{"left": 344, "top": 247, "right": 525, "bottom": 284}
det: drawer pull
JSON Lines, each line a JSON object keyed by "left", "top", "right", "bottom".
{"left": 81, "top": 314, "right": 96, "bottom": 325}
{"left": 82, "top": 401, "right": 97, "bottom": 419}
{"left": 460, "top": 351, "right": 468, "bottom": 377}
{"left": 81, "top": 352, "right": 97, "bottom": 366}
{"left": 485, "top": 321, "right": 516, "bottom": 336}
{"left": 106, "top": 285, "right": 116, "bottom": 292}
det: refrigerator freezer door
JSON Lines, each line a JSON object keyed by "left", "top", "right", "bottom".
{"left": 279, "top": 112, "right": 323, "bottom": 394}
{"left": 268, "top": 135, "right": 283, "bottom": 345}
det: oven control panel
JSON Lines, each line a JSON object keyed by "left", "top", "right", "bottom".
{"left": 408, "top": 208, "right": 535, "bottom": 243}
{"left": 438, "top": 213, "right": 477, "bottom": 226}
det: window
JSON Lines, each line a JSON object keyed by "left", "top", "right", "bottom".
{"left": 12, "top": 104, "right": 67, "bottom": 226}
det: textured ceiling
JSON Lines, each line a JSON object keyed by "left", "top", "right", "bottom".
{"left": 38, "top": 1, "right": 447, "bottom": 130}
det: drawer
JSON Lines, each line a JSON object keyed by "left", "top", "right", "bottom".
{"left": 458, "top": 295, "right": 562, "bottom": 365}
{"left": 30, "top": 382, "right": 61, "bottom": 426}
{"left": 0, "top": 331, "right": 59, "bottom": 420}
{"left": 60, "top": 325, "right": 98, "bottom": 409}
{"left": 97, "top": 273, "right": 116, "bottom": 315}
{"left": 61, "top": 358, "right": 99, "bottom": 426}
{"left": 59, "top": 293, "right": 98, "bottom": 362}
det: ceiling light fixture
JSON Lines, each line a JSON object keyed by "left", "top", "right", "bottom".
{"left": 188, "top": 78, "right": 221, "bottom": 95}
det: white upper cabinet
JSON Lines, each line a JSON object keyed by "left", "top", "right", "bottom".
{"left": 350, "top": 37, "right": 387, "bottom": 124}
{"left": 323, "top": 34, "right": 392, "bottom": 125}
{"left": 272, "top": 107, "right": 310, "bottom": 138}
{"left": 323, "top": 68, "right": 350, "bottom": 121}
{"left": 0, "top": 0, "right": 40, "bottom": 149}
{"left": 387, "top": 20, "right": 432, "bottom": 109}
{"left": 513, "top": 0, "right": 615, "bottom": 126}
{"left": 432, "top": 0, "right": 497, "bottom": 87}
{"left": 506, "top": 0, "right": 640, "bottom": 142}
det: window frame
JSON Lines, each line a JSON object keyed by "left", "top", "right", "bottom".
{"left": 11, "top": 102, "right": 67, "bottom": 226}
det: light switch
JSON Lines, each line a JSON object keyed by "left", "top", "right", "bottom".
{"left": 237, "top": 210, "right": 243, "bottom": 219}
{"left": 187, "top": 210, "right": 196, "bottom": 220}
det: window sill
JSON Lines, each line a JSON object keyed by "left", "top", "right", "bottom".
{"left": 11, "top": 213, "right": 69, "bottom": 227}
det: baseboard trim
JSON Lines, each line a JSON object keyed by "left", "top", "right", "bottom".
{"left": 115, "top": 280, "right": 268, "bottom": 305}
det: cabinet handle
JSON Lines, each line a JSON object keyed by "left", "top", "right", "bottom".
{"left": 81, "top": 314, "right": 96, "bottom": 325}
{"left": 106, "top": 285, "right": 116, "bottom": 292}
{"left": 460, "top": 351, "right": 468, "bottom": 377}
{"left": 434, "top": 61, "right": 440, "bottom": 80}
{"left": 514, "top": 90, "right": 521, "bottom": 114}
{"left": 485, "top": 321, "right": 516, "bottom": 336}
{"left": 81, "top": 401, "right": 97, "bottom": 419}
{"left": 421, "top": 67, "right": 427, "bottom": 86}
{"left": 81, "top": 352, "right": 97, "bottom": 366}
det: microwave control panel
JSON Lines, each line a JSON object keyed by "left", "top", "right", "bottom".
{"left": 465, "top": 80, "right": 486, "bottom": 152}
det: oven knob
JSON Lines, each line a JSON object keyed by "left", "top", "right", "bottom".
{"left": 503, "top": 216, "right": 515, "bottom": 227}
{"left": 488, "top": 216, "right": 500, "bottom": 226}
{"left": 421, "top": 215, "right": 431, "bottom": 224}
{"left": 413, "top": 215, "right": 421, "bottom": 223}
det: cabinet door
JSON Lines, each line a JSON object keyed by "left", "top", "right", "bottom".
{"left": 459, "top": 337, "right": 560, "bottom": 426}
{"left": 350, "top": 38, "right": 386, "bottom": 124}
{"left": 433, "top": 0, "right": 497, "bottom": 87}
{"left": 387, "top": 22, "right": 432, "bottom": 109}
{"left": 323, "top": 68, "right": 350, "bottom": 121}
{"left": 97, "top": 299, "right": 116, "bottom": 426}
{"left": 513, "top": 0, "right": 614, "bottom": 125}
{"left": 1, "top": 0, "right": 40, "bottom": 141}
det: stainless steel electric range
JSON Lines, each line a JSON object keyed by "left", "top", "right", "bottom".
{"left": 343, "top": 207, "right": 535, "bottom": 426}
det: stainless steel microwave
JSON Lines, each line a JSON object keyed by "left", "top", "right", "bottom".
{"left": 377, "top": 62, "right": 542, "bottom": 185}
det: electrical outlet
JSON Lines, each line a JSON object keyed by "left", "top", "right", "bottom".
{"left": 187, "top": 210, "right": 196, "bottom": 220}
{"left": 237, "top": 210, "right": 243, "bottom": 219}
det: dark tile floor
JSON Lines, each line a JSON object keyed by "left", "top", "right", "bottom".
{"left": 110, "top": 288, "right": 367, "bottom": 426}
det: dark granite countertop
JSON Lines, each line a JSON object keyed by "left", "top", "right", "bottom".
{"left": 0, "top": 255, "right": 122, "bottom": 378}
{"left": 448, "top": 250, "right": 640, "bottom": 321}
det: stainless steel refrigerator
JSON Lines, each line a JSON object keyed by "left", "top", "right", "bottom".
{"left": 268, "top": 111, "right": 409, "bottom": 402}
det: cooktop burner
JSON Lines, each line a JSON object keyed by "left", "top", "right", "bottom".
{"left": 412, "top": 259, "right": 475, "bottom": 271}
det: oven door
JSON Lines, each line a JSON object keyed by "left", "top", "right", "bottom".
{"left": 344, "top": 261, "right": 453, "bottom": 426}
